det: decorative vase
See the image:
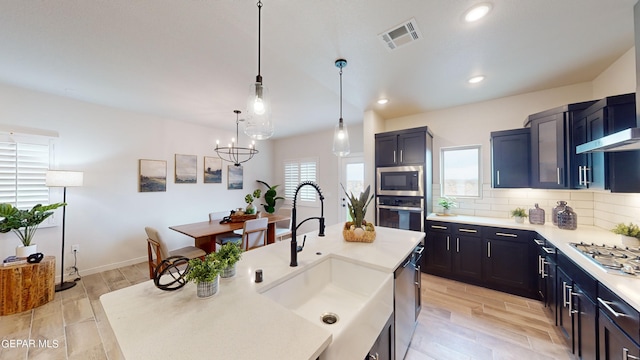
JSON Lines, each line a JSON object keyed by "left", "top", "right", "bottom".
{"left": 16, "top": 244, "right": 37, "bottom": 258}
{"left": 196, "top": 275, "right": 219, "bottom": 298}
{"left": 220, "top": 263, "right": 236, "bottom": 278}
{"left": 514, "top": 216, "right": 524, "bottom": 224}
{"left": 552, "top": 201, "right": 567, "bottom": 226}
{"left": 528, "top": 203, "right": 545, "bottom": 225}
{"left": 557, "top": 206, "right": 577, "bottom": 230}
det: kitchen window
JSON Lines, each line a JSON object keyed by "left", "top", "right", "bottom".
{"left": 0, "top": 133, "right": 55, "bottom": 210}
{"left": 440, "top": 145, "right": 481, "bottom": 197}
{"left": 284, "top": 158, "right": 318, "bottom": 205}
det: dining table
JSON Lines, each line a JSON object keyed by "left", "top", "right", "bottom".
{"left": 169, "top": 213, "right": 290, "bottom": 253}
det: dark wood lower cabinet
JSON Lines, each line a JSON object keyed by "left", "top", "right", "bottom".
{"left": 424, "top": 230, "right": 451, "bottom": 275}
{"left": 452, "top": 235, "right": 482, "bottom": 281}
{"left": 483, "top": 237, "right": 529, "bottom": 289}
{"left": 574, "top": 283, "right": 597, "bottom": 359}
{"left": 365, "top": 314, "right": 393, "bottom": 360}
{"left": 599, "top": 310, "right": 640, "bottom": 360}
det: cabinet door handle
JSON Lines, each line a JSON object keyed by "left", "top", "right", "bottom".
{"left": 534, "top": 239, "right": 545, "bottom": 246}
{"left": 496, "top": 170, "right": 500, "bottom": 186}
{"left": 598, "top": 298, "right": 629, "bottom": 318}
{"left": 578, "top": 165, "right": 583, "bottom": 185}
{"left": 537, "top": 255, "right": 543, "bottom": 275}
{"left": 487, "top": 241, "right": 491, "bottom": 258}
{"left": 541, "top": 259, "right": 548, "bottom": 279}
{"left": 400, "top": 150, "right": 403, "bottom": 163}
{"left": 496, "top": 232, "right": 517, "bottom": 238}
{"left": 459, "top": 228, "right": 477, "bottom": 233}
{"left": 456, "top": 237, "right": 460, "bottom": 253}
{"left": 393, "top": 150, "right": 396, "bottom": 163}
{"left": 562, "top": 282, "right": 571, "bottom": 308}
{"left": 583, "top": 166, "right": 590, "bottom": 185}
{"left": 542, "top": 247, "right": 555, "bottom": 254}
{"left": 569, "top": 291, "right": 577, "bottom": 316}
{"left": 446, "top": 236, "right": 450, "bottom": 251}
{"left": 624, "top": 348, "right": 640, "bottom": 360}
{"left": 368, "top": 352, "right": 379, "bottom": 360}
{"left": 431, "top": 225, "right": 447, "bottom": 230}
{"left": 557, "top": 167, "right": 561, "bottom": 185}
{"left": 415, "top": 266, "right": 421, "bottom": 287}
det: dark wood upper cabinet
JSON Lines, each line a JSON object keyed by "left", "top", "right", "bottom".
{"left": 375, "top": 127, "right": 431, "bottom": 167}
{"left": 491, "top": 128, "right": 531, "bottom": 188}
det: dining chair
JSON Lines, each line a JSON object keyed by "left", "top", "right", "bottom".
{"left": 216, "top": 217, "right": 268, "bottom": 251}
{"left": 145, "top": 226, "right": 206, "bottom": 279}
{"left": 274, "top": 207, "right": 292, "bottom": 241}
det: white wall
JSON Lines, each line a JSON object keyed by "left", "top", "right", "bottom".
{"left": 592, "top": 47, "right": 636, "bottom": 99}
{"left": 0, "top": 83, "right": 273, "bottom": 279}
{"left": 273, "top": 123, "right": 364, "bottom": 235}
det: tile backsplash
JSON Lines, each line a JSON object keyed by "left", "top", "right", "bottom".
{"left": 432, "top": 184, "right": 640, "bottom": 232}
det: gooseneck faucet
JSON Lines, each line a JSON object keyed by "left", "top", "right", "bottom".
{"left": 290, "top": 181, "right": 325, "bottom": 267}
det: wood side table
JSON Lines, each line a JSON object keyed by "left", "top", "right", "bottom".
{"left": 0, "top": 255, "right": 55, "bottom": 316}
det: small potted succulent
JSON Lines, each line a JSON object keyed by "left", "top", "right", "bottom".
{"left": 184, "top": 253, "right": 223, "bottom": 298}
{"left": 244, "top": 189, "right": 262, "bottom": 215}
{"left": 510, "top": 207, "right": 528, "bottom": 223}
{"left": 215, "top": 242, "right": 243, "bottom": 278}
{"left": 341, "top": 184, "right": 375, "bottom": 242}
{"left": 438, "top": 196, "right": 457, "bottom": 215}
{"left": 0, "top": 202, "right": 66, "bottom": 257}
{"left": 611, "top": 223, "right": 640, "bottom": 245}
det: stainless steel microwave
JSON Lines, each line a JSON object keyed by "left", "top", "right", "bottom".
{"left": 376, "top": 165, "right": 424, "bottom": 197}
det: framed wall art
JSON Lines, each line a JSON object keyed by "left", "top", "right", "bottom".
{"left": 175, "top": 154, "right": 197, "bottom": 183}
{"left": 139, "top": 159, "right": 167, "bottom": 192}
{"left": 204, "top": 156, "right": 222, "bottom": 184}
{"left": 227, "top": 165, "right": 243, "bottom": 190}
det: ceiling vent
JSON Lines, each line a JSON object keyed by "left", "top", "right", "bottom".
{"left": 379, "top": 18, "right": 422, "bottom": 51}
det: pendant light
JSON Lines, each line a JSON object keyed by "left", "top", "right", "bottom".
{"left": 332, "top": 58, "right": 350, "bottom": 157}
{"left": 244, "top": 0, "right": 274, "bottom": 140}
{"left": 215, "top": 110, "right": 258, "bottom": 166}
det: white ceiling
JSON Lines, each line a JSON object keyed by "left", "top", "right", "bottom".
{"left": 0, "top": 0, "right": 637, "bottom": 138}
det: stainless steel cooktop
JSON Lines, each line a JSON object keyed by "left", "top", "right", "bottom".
{"left": 570, "top": 242, "right": 640, "bottom": 277}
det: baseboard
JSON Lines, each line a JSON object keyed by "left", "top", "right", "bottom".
{"left": 56, "top": 256, "right": 147, "bottom": 283}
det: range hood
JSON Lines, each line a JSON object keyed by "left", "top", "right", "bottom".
{"left": 576, "top": 2, "right": 640, "bottom": 154}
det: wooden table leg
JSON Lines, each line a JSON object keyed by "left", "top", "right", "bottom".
{"left": 267, "top": 224, "right": 276, "bottom": 245}
{"left": 195, "top": 236, "right": 217, "bottom": 253}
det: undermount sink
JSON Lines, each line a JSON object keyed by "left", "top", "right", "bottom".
{"left": 259, "top": 255, "right": 393, "bottom": 360}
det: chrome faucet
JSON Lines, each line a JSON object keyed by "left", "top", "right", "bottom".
{"left": 290, "top": 181, "right": 325, "bottom": 267}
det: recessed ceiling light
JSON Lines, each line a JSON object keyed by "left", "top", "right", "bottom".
{"left": 377, "top": 98, "right": 389, "bottom": 105}
{"left": 464, "top": 3, "right": 492, "bottom": 22}
{"left": 468, "top": 75, "right": 485, "bottom": 84}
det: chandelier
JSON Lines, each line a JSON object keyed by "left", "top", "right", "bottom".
{"left": 244, "top": 0, "right": 274, "bottom": 140}
{"left": 215, "top": 110, "right": 258, "bottom": 167}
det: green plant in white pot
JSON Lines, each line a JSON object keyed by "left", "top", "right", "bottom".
{"left": 510, "top": 207, "right": 528, "bottom": 223}
{"left": 184, "top": 253, "right": 223, "bottom": 298}
{"left": 215, "top": 242, "right": 243, "bottom": 278}
{"left": 0, "top": 202, "right": 65, "bottom": 257}
{"left": 438, "top": 196, "right": 457, "bottom": 215}
{"left": 611, "top": 223, "right": 640, "bottom": 245}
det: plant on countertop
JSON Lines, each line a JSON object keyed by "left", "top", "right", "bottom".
{"left": 341, "top": 183, "right": 374, "bottom": 230}
{"left": 244, "top": 189, "right": 262, "bottom": 214}
{"left": 438, "top": 196, "right": 457, "bottom": 210}
{"left": 256, "top": 180, "right": 284, "bottom": 214}
{"left": 510, "top": 207, "right": 528, "bottom": 218}
{"left": 184, "top": 253, "right": 222, "bottom": 284}
{"left": 214, "top": 242, "right": 243, "bottom": 268}
{"left": 611, "top": 223, "right": 640, "bottom": 239}
{"left": 0, "top": 203, "right": 66, "bottom": 246}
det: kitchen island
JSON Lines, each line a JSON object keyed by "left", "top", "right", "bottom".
{"left": 101, "top": 224, "right": 423, "bottom": 360}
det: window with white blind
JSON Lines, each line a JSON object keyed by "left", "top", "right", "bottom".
{"left": 284, "top": 158, "right": 318, "bottom": 205}
{"left": 0, "top": 134, "right": 53, "bottom": 210}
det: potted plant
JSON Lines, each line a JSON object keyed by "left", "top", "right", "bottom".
{"left": 341, "top": 184, "right": 375, "bottom": 242}
{"left": 0, "top": 202, "right": 66, "bottom": 257}
{"left": 510, "top": 207, "right": 528, "bottom": 223}
{"left": 215, "top": 242, "right": 243, "bottom": 278}
{"left": 438, "top": 196, "right": 457, "bottom": 215}
{"left": 256, "top": 180, "right": 284, "bottom": 214}
{"left": 244, "top": 189, "right": 262, "bottom": 215}
{"left": 184, "top": 253, "right": 222, "bottom": 298}
{"left": 611, "top": 223, "right": 640, "bottom": 244}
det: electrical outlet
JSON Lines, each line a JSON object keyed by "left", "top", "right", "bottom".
{"left": 72, "top": 244, "right": 79, "bottom": 253}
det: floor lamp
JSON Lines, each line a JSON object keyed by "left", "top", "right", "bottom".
{"left": 46, "top": 170, "right": 84, "bottom": 292}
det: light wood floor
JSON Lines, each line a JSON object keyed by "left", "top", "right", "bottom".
{"left": 0, "top": 265, "right": 574, "bottom": 360}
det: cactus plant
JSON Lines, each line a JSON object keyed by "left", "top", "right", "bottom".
{"left": 341, "top": 183, "right": 374, "bottom": 228}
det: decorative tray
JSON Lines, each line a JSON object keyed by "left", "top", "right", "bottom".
{"left": 229, "top": 213, "right": 259, "bottom": 222}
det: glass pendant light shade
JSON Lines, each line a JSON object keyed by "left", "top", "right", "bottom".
{"left": 244, "top": 79, "right": 274, "bottom": 140}
{"left": 333, "top": 118, "right": 350, "bottom": 156}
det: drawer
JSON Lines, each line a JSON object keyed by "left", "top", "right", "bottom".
{"left": 426, "top": 221, "right": 451, "bottom": 234}
{"left": 453, "top": 223, "right": 482, "bottom": 237}
{"left": 484, "top": 226, "right": 532, "bottom": 241}
{"left": 598, "top": 283, "right": 640, "bottom": 344}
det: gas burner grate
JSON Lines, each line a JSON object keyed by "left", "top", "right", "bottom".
{"left": 570, "top": 242, "right": 639, "bottom": 277}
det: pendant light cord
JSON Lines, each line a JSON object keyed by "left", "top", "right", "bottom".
{"left": 339, "top": 65, "right": 343, "bottom": 120}
{"left": 256, "top": 1, "right": 263, "bottom": 82}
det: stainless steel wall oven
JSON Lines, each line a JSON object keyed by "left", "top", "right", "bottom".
{"left": 376, "top": 196, "right": 424, "bottom": 232}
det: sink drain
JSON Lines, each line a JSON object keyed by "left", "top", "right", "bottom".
{"left": 320, "top": 312, "right": 339, "bottom": 325}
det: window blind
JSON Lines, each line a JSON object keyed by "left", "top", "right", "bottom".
{"left": 284, "top": 159, "right": 317, "bottom": 203}
{"left": 0, "top": 141, "right": 50, "bottom": 209}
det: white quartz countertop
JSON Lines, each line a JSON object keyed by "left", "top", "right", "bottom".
{"left": 426, "top": 213, "right": 640, "bottom": 312}
{"left": 100, "top": 224, "right": 424, "bottom": 360}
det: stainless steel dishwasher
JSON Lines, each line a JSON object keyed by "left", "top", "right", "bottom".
{"left": 394, "top": 244, "right": 423, "bottom": 360}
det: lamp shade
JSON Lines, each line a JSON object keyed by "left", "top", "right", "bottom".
{"left": 46, "top": 170, "right": 84, "bottom": 187}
